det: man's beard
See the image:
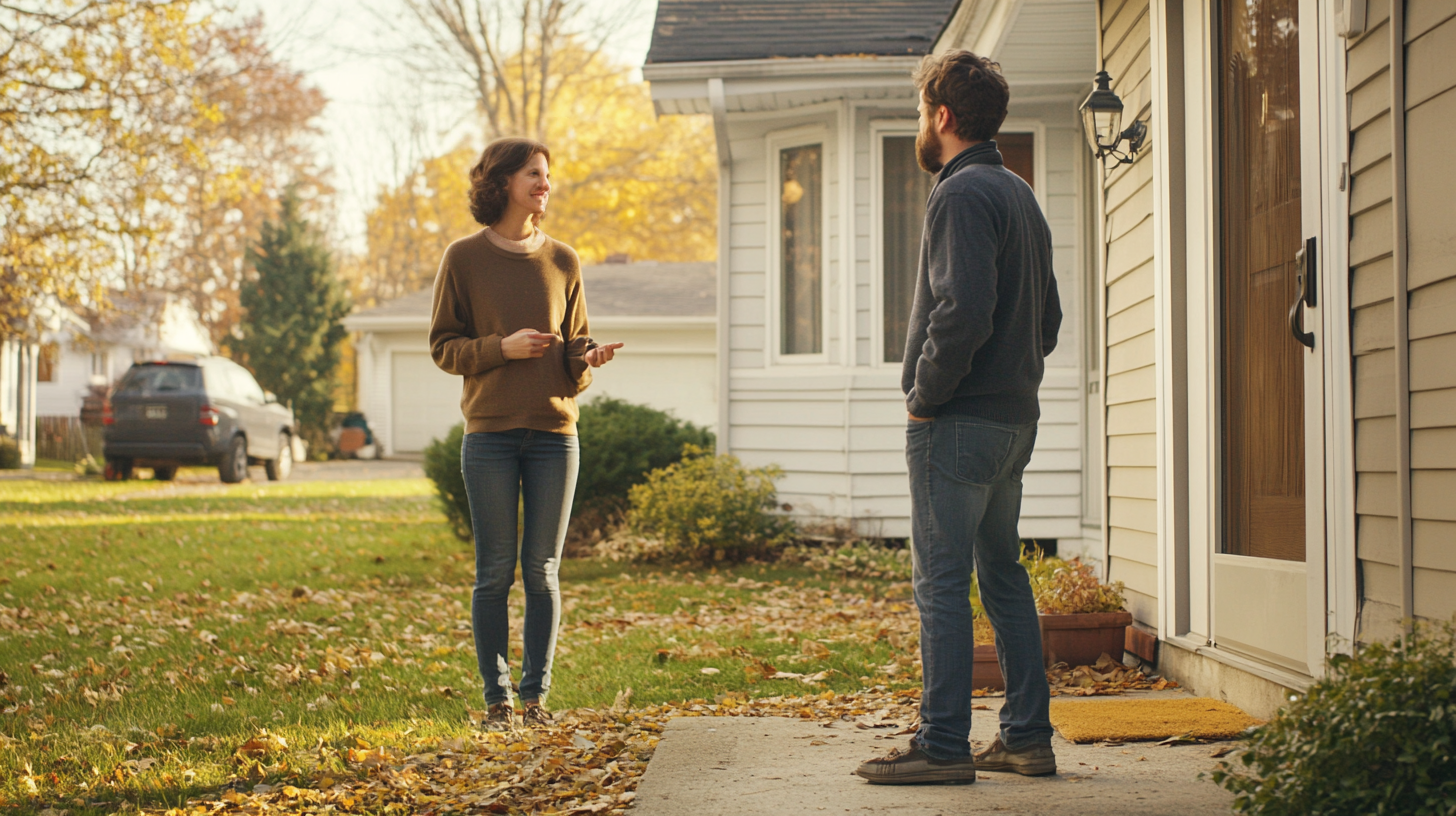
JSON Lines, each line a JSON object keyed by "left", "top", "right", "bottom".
{"left": 916, "top": 123, "right": 943, "bottom": 174}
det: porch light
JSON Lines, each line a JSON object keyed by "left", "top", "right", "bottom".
{"left": 1080, "top": 71, "right": 1147, "bottom": 165}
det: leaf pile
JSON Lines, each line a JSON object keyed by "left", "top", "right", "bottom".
{"left": 1047, "top": 653, "right": 1180, "bottom": 696}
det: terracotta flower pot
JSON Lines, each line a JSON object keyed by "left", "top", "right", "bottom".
{"left": 973, "top": 642, "right": 1005, "bottom": 691}
{"left": 1038, "top": 610, "right": 1134, "bottom": 668}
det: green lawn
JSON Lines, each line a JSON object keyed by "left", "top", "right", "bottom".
{"left": 0, "top": 477, "right": 920, "bottom": 813}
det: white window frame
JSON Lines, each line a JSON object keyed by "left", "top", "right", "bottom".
{"left": 869, "top": 119, "right": 1047, "bottom": 368}
{"left": 766, "top": 125, "right": 832, "bottom": 365}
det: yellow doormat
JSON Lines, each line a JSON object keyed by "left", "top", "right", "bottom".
{"left": 1048, "top": 697, "right": 1262, "bottom": 743}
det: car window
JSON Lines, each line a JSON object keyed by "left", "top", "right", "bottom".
{"left": 116, "top": 365, "right": 201, "bottom": 395}
{"left": 202, "top": 362, "right": 234, "bottom": 400}
{"left": 228, "top": 365, "right": 267, "bottom": 405}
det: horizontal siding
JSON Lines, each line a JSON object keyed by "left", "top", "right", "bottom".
{"left": 1347, "top": 10, "right": 1402, "bottom": 641}
{"left": 1098, "top": 0, "right": 1156, "bottom": 628}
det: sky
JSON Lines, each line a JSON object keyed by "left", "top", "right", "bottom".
{"left": 236, "top": 0, "right": 659, "bottom": 253}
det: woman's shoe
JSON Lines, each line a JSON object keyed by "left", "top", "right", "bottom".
{"left": 522, "top": 701, "right": 553, "bottom": 726}
{"left": 479, "top": 702, "right": 517, "bottom": 732}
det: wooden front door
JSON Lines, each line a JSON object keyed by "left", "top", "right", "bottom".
{"left": 1212, "top": 0, "right": 1326, "bottom": 673}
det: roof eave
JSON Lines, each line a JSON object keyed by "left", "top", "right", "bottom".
{"left": 643, "top": 54, "right": 924, "bottom": 84}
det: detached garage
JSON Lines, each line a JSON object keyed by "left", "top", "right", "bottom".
{"left": 345, "top": 261, "right": 717, "bottom": 457}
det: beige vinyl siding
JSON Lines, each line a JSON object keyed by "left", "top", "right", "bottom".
{"left": 1347, "top": 0, "right": 1401, "bottom": 643}
{"left": 1403, "top": 1, "right": 1456, "bottom": 623}
{"left": 1099, "top": 0, "right": 1157, "bottom": 626}
{"left": 1348, "top": 0, "right": 1456, "bottom": 638}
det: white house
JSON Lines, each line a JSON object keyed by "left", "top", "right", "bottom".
{"left": 345, "top": 260, "right": 717, "bottom": 457}
{"left": 644, "top": 0, "right": 1100, "bottom": 552}
{"left": 35, "top": 293, "right": 213, "bottom": 418}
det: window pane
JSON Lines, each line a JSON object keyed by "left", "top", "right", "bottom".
{"left": 781, "top": 145, "right": 822, "bottom": 355}
{"left": 997, "top": 132, "right": 1035, "bottom": 190}
{"left": 882, "top": 136, "right": 933, "bottom": 363}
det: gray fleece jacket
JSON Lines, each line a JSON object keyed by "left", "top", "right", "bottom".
{"left": 902, "top": 141, "right": 1062, "bottom": 424}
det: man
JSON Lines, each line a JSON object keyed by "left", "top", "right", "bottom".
{"left": 855, "top": 50, "right": 1062, "bottom": 785}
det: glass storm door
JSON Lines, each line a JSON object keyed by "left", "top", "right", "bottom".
{"left": 1212, "top": 0, "right": 1326, "bottom": 674}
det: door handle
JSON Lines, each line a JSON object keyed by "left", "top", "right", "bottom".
{"left": 1289, "top": 237, "right": 1316, "bottom": 349}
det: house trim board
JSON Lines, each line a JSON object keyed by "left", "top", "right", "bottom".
{"left": 1388, "top": 0, "right": 1413, "bottom": 629}
{"left": 711, "top": 77, "right": 733, "bottom": 454}
{"left": 1320, "top": 0, "right": 1357, "bottom": 650}
{"left": 645, "top": 57, "right": 924, "bottom": 84}
{"left": 764, "top": 123, "right": 835, "bottom": 367}
{"left": 1151, "top": 0, "right": 1191, "bottom": 642}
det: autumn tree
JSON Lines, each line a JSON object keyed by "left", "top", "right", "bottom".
{"left": 350, "top": 11, "right": 717, "bottom": 303}
{"left": 235, "top": 189, "right": 351, "bottom": 454}
{"left": 0, "top": 1, "right": 202, "bottom": 339}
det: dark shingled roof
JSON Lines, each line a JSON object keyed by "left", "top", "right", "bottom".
{"left": 348, "top": 261, "right": 715, "bottom": 321}
{"left": 646, "top": 0, "right": 959, "bottom": 64}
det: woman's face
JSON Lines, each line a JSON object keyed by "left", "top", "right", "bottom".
{"left": 507, "top": 152, "right": 551, "bottom": 218}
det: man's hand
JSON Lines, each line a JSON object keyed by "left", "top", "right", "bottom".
{"left": 908, "top": 413, "right": 933, "bottom": 422}
{"left": 584, "top": 342, "right": 624, "bottom": 368}
{"left": 502, "top": 328, "right": 555, "bottom": 359}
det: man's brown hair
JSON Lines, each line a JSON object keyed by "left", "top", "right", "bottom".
{"left": 468, "top": 137, "right": 552, "bottom": 226}
{"left": 913, "top": 50, "right": 1010, "bottom": 143}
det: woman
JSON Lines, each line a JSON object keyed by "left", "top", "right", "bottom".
{"left": 429, "top": 138, "right": 622, "bottom": 729}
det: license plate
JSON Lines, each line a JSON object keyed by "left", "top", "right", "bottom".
{"left": 145, "top": 405, "right": 167, "bottom": 420}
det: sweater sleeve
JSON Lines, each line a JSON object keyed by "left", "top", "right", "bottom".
{"left": 1041, "top": 265, "right": 1062, "bottom": 357}
{"left": 905, "top": 191, "right": 1002, "bottom": 418}
{"left": 429, "top": 252, "right": 506, "bottom": 376}
{"left": 561, "top": 272, "right": 593, "bottom": 395}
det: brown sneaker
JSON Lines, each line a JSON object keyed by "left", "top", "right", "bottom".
{"left": 478, "top": 702, "right": 517, "bottom": 732}
{"left": 973, "top": 737, "right": 1057, "bottom": 776}
{"left": 522, "top": 702, "right": 553, "bottom": 726}
{"left": 854, "top": 742, "right": 977, "bottom": 785}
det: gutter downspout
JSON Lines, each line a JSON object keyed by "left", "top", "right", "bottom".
{"left": 709, "top": 78, "right": 733, "bottom": 455}
{"left": 1389, "top": 0, "right": 1413, "bottom": 632}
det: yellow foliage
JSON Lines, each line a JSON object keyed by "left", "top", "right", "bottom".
{"left": 349, "top": 47, "right": 716, "bottom": 305}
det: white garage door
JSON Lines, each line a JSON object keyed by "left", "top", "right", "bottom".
{"left": 391, "top": 352, "right": 463, "bottom": 453}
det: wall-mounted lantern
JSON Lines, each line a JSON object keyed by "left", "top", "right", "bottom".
{"left": 1080, "top": 70, "right": 1147, "bottom": 165}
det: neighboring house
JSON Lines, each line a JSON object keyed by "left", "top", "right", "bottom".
{"left": 644, "top": 0, "right": 1101, "bottom": 550}
{"left": 35, "top": 293, "right": 213, "bottom": 418}
{"left": 345, "top": 261, "right": 716, "bottom": 457}
{"left": 647, "top": 0, "right": 1456, "bottom": 719}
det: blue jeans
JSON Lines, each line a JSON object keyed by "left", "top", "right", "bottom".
{"left": 906, "top": 415, "right": 1052, "bottom": 758}
{"left": 461, "top": 429, "right": 579, "bottom": 707}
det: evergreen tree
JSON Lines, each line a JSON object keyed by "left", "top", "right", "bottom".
{"left": 236, "top": 188, "right": 350, "bottom": 455}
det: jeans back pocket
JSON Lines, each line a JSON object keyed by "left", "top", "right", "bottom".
{"left": 954, "top": 421, "right": 1017, "bottom": 484}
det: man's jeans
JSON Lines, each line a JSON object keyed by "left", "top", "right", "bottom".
{"left": 906, "top": 415, "right": 1053, "bottom": 758}
{"left": 461, "top": 429, "right": 579, "bottom": 707}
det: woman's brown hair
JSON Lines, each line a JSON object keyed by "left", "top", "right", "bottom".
{"left": 467, "top": 138, "right": 552, "bottom": 226}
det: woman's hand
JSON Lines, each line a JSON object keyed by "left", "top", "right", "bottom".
{"left": 501, "top": 328, "right": 555, "bottom": 359}
{"left": 584, "top": 342, "right": 624, "bottom": 368}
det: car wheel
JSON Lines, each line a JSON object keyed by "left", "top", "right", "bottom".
{"left": 218, "top": 436, "right": 248, "bottom": 484}
{"left": 152, "top": 465, "right": 178, "bottom": 482}
{"left": 104, "top": 458, "right": 133, "bottom": 481}
{"left": 265, "top": 434, "right": 292, "bottom": 481}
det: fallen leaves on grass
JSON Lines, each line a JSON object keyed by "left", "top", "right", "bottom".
{"left": 146, "top": 689, "right": 923, "bottom": 815}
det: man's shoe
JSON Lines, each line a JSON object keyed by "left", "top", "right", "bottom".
{"left": 522, "top": 702, "right": 553, "bottom": 726}
{"left": 973, "top": 737, "right": 1056, "bottom": 776}
{"left": 854, "top": 742, "right": 977, "bottom": 785}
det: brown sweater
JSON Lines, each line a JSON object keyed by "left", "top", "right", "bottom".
{"left": 429, "top": 230, "right": 593, "bottom": 435}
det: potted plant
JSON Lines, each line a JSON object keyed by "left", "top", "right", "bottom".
{"left": 1026, "top": 552, "right": 1132, "bottom": 667}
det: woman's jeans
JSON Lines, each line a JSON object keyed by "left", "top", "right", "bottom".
{"left": 461, "top": 429, "right": 579, "bottom": 707}
{"left": 906, "top": 415, "right": 1053, "bottom": 759}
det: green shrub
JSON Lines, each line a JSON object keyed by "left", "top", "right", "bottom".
{"left": 623, "top": 445, "right": 793, "bottom": 563}
{"left": 422, "top": 423, "right": 470, "bottom": 541}
{"left": 575, "top": 397, "right": 713, "bottom": 515}
{"left": 0, "top": 435, "right": 20, "bottom": 469}
{"left": 1212, "top": 622, "right": 1456, "bottom": 815}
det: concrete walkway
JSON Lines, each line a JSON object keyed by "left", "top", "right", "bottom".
{"left": 632, "top": 696, "right": 1236, "bottom": 816}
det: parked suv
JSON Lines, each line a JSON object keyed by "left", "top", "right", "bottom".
{"left": 103, "top": 357, "right": 295, "bottom": 483}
